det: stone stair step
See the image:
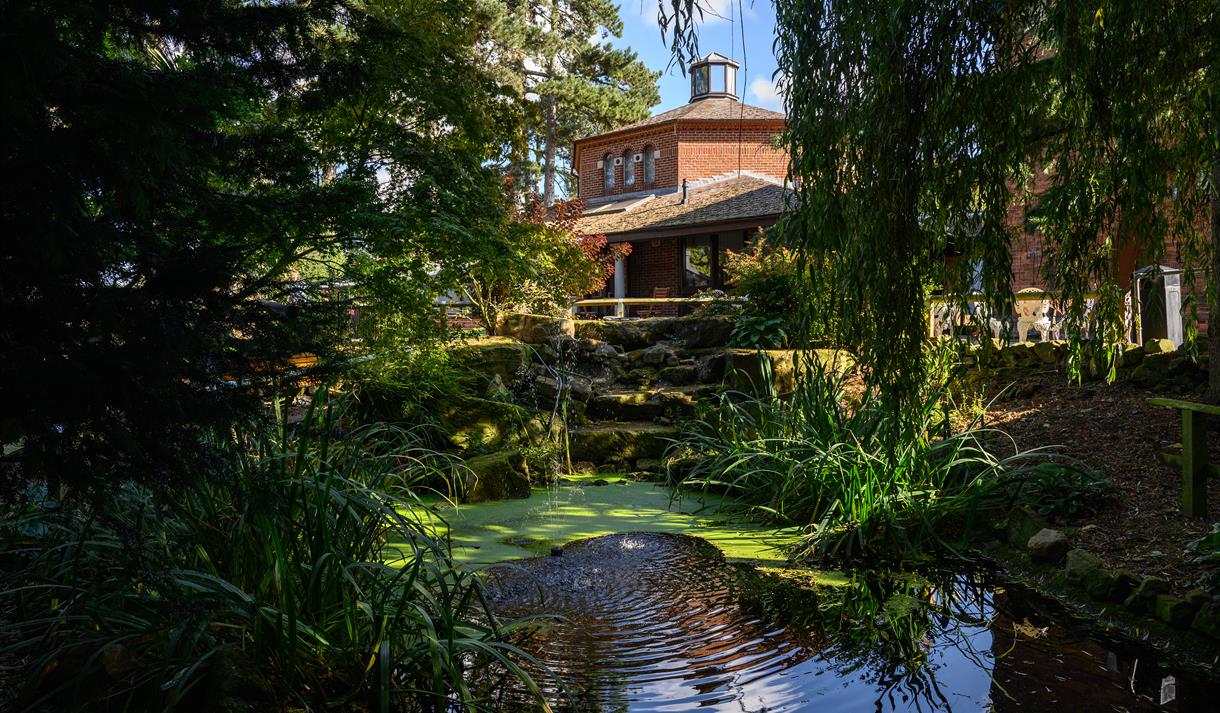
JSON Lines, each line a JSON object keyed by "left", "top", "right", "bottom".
{"left": 587, "top": 386, "right": 712, "bottom": 421}
{"left": 568, "top": 421, "right": 679, "bottom": 464}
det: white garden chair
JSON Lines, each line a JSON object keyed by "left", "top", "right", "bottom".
{"left": 1015, "top": 290, "right": 1056, "bottom": 342}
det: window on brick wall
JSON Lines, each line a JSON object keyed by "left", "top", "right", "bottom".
{"left": 643, "top": 145, "right": 655, "bottom": 183}
{"left": 603, "top": 152, "right": 614, "bottom": 192}
{"left": 623, "top": 149, "right": 635, "bottom": 186}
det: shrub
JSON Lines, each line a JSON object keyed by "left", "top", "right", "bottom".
{"left": 465, "top": 197, "right": 630, "bottom": 334}
{"left": 723, "top": 230, "right": 802, "bottom": 320}
{"left": 0, "top": 394, "right": 543, "bottom": 711}
{"left": 1008, "top": 462, "right": 1116, "bottom": 518}
{"left": 730, "top": 315, "right": 789, "bottom": 349}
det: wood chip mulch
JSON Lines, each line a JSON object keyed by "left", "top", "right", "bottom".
{"left": 984, "top": 372, "right": 1220, "bottom": 588}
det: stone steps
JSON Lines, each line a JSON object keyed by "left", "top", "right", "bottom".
{"left": 567, "top": 421, "right": 680, "bottom": 465}
{"left": 587, "top": 383, "right": 720, "bottom": 422}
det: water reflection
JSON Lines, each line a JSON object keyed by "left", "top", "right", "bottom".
{"left": 474, "top": 533, "right": 1216, "bottom": 712}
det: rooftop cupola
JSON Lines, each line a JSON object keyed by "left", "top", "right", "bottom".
{"left": 689, "top": 52, "right": 739, "bottom": 102}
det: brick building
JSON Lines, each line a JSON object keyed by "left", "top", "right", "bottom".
{"left": 573, "top": 53, "right": 1208, "bottom": 338}
{"left": 571, "top": 53, "right": 788, "bottom": 312}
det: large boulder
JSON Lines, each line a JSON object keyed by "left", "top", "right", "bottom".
{"left": 461, "top": 449, "right": 531, "bottom": 503}
{"left": 496, "top": 313, "right": 575, "bottom": 344}
{"left": 724, "top": 348, "right": 853, "bottom": 396}
{"left": 668, "top": 316, "right": 735, "bottom": 348}
{"left": 438, "top": 396, "right": 529, "bottom": 451}
{"left": 725, "top": 349, "right": 797, "bottom": 395}
{"left": 452, "top": 336, "right": 529, "bottom": 384}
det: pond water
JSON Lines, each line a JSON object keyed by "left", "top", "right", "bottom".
{"left": 420, "top": 480, "right": 1219, "bottom": 712}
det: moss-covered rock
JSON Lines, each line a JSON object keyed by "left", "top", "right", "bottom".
{"left": 1119, "top": 343, "right": 1144, "bottom": 367}
{"left": 1063, "top": 548, "right": 1105, "bottom": 586}
{"left": 1104, "top": 569, "right": 1142, "bottom": 603}
{"left": 575, "top": 319, "right": 665, "bottom": 350}
{"left": 461, "top": 449, "right": 531, "bottom": 503}
{"left": 496, "top": 313, "right": 575, "bottom": 344}
{"left": 573, "top": 315, "right": 736, "bottom": 350}
{"left": 439, "top": 396, "right": 530, "bottom": 452}
{"left": 1005, "top": 507, "right": 1048, "bottom": 548}
{"left": 1153, "top": 594, "right": 1197, "bottom": 629}
{"left": 658, "top": 365, "right": 698, "bottom": 385}
{"left": 697, "top": 351, "right": 728, "bottom": 384}
{"left": 1144, "top": 338, "right": 1176, "bottom": 355}
{"left": 1001, "top": 342, "right": 1036, "bottom": 368}
{"left": 1123, "top": 576, "right": 1171, "bottom": 614}
{"left": 1191, "top": 601, "right": 1220, "bottom": 639}
{"left": 1131, "top": 353, "right": 1174, "bottom": 387}
{"left": 669, "top": 316, "right": 735, "bottom": 348}
{"left": 726, "top": 349, "right": 795, "bottom": 395}
{"left": 1033, "top": 340, "right": 1064, "bottom": 365}
{"left": 568, "top": 423, "right": 679, "bottom": 464}
{"left": 451, "top": 336, "right": 530, "bottom": 384}
{"left": 587, "top": 391, "right": 664, "bottom": 421}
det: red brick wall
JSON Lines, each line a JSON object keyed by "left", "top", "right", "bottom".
{"left": 1004, "top": 170, "right": 1212, "bottom": 334}
{"left": 573, "top": 119, "right": 785, "bottom": 202}
{"left": 676, "top": 122, "right": 787, "bottom": 183}
{"left": 575, "top": 126, "right": 680, "bottom": 202}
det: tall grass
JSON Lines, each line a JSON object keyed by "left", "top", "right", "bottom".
{"left": 669, "top": 349, "right": 1038, "bottom": 562}
{"left": 1, "top": 393, "right": 545, "bottom": 712}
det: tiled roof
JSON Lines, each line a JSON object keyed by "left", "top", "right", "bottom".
{"left": 574, "top": 175, "right": 788, "bottom": 237}
{"left": 579, "top": 98, "right": 785, "bottom": 139}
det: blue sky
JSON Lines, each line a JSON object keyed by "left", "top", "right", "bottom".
{"left": 612, "top": 1, "right": 782, "bottom": 113}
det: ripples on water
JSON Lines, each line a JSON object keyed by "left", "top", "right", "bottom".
{"left": 476, "top": 532, "right": 1219, "bottom": 712}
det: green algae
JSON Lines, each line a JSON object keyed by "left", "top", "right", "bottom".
{"left": 405, "top": 477, "right": 803, "bottom": 567}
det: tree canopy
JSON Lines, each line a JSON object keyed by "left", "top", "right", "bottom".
{"left": 496, "top": 0, "right": 660, "bottom": 203}
{"left": 772, "top": 0, "right": 1218, "bottom": 402}
{"left": 0, "top": 0, "right": 522, "bottom": 489}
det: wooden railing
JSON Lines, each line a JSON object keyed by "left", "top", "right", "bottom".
{"left": 571, "top": 296, "right": 744, "bottom": 319}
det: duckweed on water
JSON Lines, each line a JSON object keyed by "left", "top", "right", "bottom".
{"left": 402, "top": 474, "right": 806, "bottom": 567}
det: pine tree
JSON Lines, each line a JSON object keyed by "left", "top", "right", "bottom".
{"left": 499, "top": 0, "right": 660, "bottom": 204}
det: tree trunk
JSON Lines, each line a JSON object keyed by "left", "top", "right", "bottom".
{"left": 1208, "top": 156, "right": 1220, "bottom": 402}
{"left": 542, "top": 94, "right": 557, "bottom": 205}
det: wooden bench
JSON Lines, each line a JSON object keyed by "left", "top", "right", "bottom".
{"left": 1147, "top": 397, "right": 1220, "bottom": 517}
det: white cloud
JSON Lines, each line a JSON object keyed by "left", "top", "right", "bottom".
{"left": 747, "top": 76, "right": 784, "bottom": 110}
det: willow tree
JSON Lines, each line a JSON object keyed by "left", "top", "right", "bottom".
{"left": 778, "top": 0, "right": 1220, "bottom": 403}
{"left": 663, "top": 1, "right": 1219, "bottom": 403}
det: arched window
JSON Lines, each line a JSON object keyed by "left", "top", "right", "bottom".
{"left": 622, "top": 149, "right": 635, "bottom": 186}
{"left": 603, "top": 152, "right": 615, "bottom": 192}
{"left": 643, "top": 145, "right": 655, "bottom": 184}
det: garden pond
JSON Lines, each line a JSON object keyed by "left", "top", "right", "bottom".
{"left": 408, "top": 476, "right": 1220, "bottom": 712}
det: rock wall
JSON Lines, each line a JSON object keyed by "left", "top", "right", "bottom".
{"left": 959, "top": 338, "right": 1208, "bottom": 391}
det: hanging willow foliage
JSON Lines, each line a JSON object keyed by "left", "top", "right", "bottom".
{"left": 644, "top": 0, "right": 1220, "bottom": 406}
